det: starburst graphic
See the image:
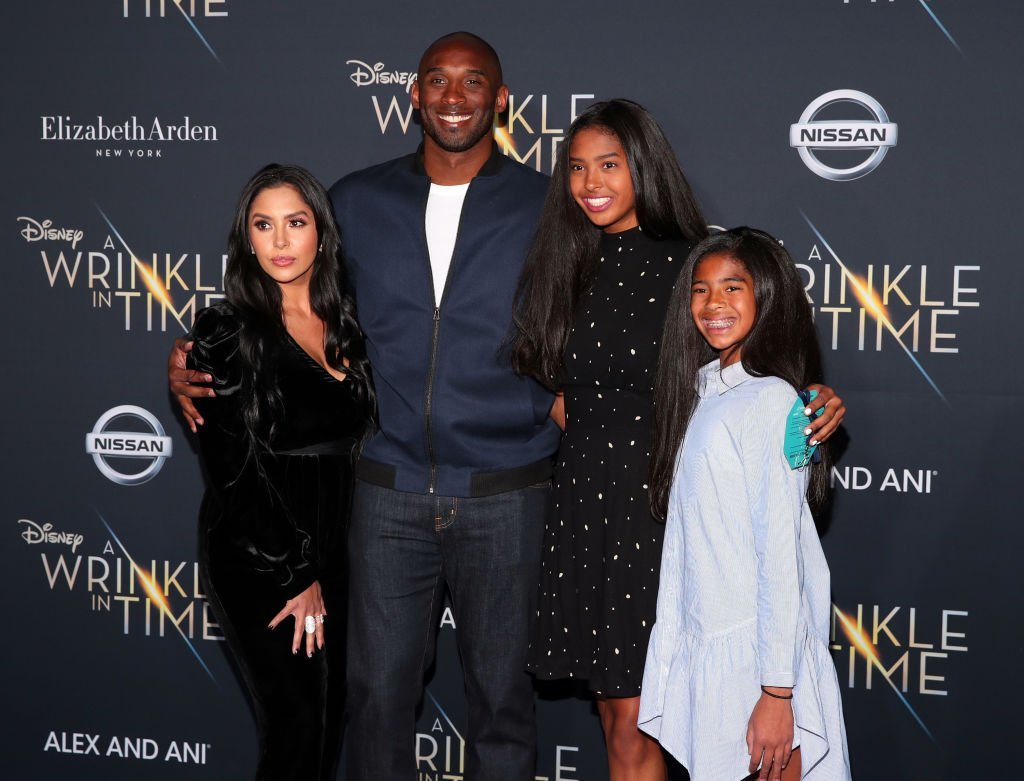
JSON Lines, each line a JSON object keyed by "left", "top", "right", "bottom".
{"left": 95, "top": 205, "right": 189, "bottom": 333}
{"left": 425, "top": 689, "right": 465, "bottom": 744}
{"left": 834, "top": 605, "right": 936, "bottom": 743}
{"left": 169, "top": 2, "right": 222, "bottom": 65}
{"left": 97, "top": 512, "right": 217, "bottom": 683}
{"left": 917, "top": 1, "right": 963, "bottom": 57}
{"left": 493, "top": 124, "right": 517, "bottom": 155}
{"left": 845, "top": 272, "right": 888, "bottom": 324}
{"left": 800, "top": 211, "right": 949, "bottom": 406}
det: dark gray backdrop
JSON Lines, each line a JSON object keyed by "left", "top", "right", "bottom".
{"left": 4, "top": 1, "right": 1021, "bottom": 778}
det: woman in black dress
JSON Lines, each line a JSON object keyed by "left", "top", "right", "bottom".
{"left": 188, "top": 164, "right": 372, "bottom": 780}
{"left": 512, "top": 101, "right": 844, "bottom": 779}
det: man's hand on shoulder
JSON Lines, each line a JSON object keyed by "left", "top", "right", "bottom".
{"left": 169, "top": 337, "right": 214, "bottom": 433}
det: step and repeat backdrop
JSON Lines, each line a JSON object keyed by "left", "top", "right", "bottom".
{"left": 3, "top": 1, "right": 1021, "bottom": 779}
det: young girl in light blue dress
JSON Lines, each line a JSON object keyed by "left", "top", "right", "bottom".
{"left": 639, "top": 228, "right": 852, "bottom": 780}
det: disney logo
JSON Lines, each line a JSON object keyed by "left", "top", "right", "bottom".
{"left": 346, "top": 59, "right": 417, "bottom": 92}
{"left": 17, "top": 216, "right": 84, "bottom": 249}
{"left": 18, "top": 519, "right": 84, "bottom": 553}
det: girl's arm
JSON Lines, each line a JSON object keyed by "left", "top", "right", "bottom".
{"left": 742, "top": 382, "right": 807, "bottom": 778}
{"left": 746, "top": 687, "right": 795, "bottom": 781}
{"left": 549, "top": 392, "right": 565, "bottom": 430}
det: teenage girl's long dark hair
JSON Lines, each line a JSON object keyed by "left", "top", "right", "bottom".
{"left": 648, "top": 227, "right": 831, "bottom": 520}
{"left": 511, "top": 99, "right": 708, "bottom": 389}
{"left": 224, "top": 163, "right": 373, "bottom": 445}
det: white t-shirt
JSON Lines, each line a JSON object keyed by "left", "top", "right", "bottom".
{"left": 424, "top": 182, "right": 470, "bottom": 307}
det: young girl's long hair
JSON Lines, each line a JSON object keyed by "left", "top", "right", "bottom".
{"left": 224, "top": 163, "right": 373, "bottom": 445}
{"left": 649, "top": 227, "right": 831, "bottom": 519}
{"left": 511, "top": 99, "right": 708, "bottom": 389}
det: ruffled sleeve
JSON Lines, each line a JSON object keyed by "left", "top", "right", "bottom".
{"left": 188, "top": 303, "right": 248, "bottom": 489}
{"left": 189, "top": 303, "right": 244, "bottom": 408}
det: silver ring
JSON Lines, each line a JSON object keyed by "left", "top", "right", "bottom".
{"left": 304, "top": 615, "right": 316, "bottom": 634}
{"left": 316, "top": 614, "right": 325, "bottom": 624}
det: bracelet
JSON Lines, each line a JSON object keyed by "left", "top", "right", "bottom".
{"left": 760, "top": 686, "right": 793, "bottom": 700}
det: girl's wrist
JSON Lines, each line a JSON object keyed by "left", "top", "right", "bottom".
{"left": 760, "top": 685, "right": 794, "bottom": 700}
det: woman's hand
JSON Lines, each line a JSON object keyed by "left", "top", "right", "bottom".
{"left": 268, "top": 580, "right": 327, "bottom": 658}
{"left": 168, "top": 337, "right": 214, "bottom": 432}
{"left": 746, "top": 688, "right": 794, "bottom": 781}
{"left": 803, "top": 383, "right": 845, "bottom": 445}
{"left": 549, "top": 393, "right": 566, "bottom": 431}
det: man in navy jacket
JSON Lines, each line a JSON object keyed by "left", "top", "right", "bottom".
{"left": 329, "top": 32, "right": 559, "bottom": 780}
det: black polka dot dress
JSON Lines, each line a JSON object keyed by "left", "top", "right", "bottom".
{"left": 527, "top": 227, "right": 693, "bottom": 697}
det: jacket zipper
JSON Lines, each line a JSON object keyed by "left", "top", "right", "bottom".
{"left": 422, "top": 181, "right": 470, "bottom": 495}
{"left": 424, "top": 305, "right": 441, "bottom": 494}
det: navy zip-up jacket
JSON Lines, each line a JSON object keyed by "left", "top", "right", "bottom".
{"left": 329, "top": 146, "right": 560, "bottom": 497}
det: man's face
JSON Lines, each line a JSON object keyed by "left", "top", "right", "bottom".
{"left": 411, "top": 38, "right": 508, "bottom": 154}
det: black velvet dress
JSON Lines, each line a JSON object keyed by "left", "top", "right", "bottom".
{"left": 189, "top": 302, "right": 369, "bottom": 780}
{"left": 527, "top": 228, "right": 692, "bottom": 697}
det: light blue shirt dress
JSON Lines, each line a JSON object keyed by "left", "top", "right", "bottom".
{"left": 638, "top": 360, "right": 852, "bottom": 779}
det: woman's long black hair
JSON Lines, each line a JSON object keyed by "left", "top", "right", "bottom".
{"left": 648, "top": 227, "right": 831, "bottom": 520}
{"left": 223, "top": 163, "right": 373, "bottom": 444}
{"left": 511, "top": 99, "right": 708, "bottom": 389}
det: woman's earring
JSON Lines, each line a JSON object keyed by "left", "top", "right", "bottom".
{"left": 249, "top": 244, "right": 255, "bottom": 255}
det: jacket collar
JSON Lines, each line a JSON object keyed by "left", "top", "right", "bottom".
{"left": 410, "top": 141, "right": 505, "bottom": 179}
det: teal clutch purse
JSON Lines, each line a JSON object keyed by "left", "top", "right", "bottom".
{"left": 784, "top": 389, "right": 822, "bottom": 469}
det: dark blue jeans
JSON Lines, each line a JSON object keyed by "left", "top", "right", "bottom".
{"left": 345, "top": 479, "right": 549, "bottom": 781}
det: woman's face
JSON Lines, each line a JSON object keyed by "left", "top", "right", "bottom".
{"left": 247, "top": 184, "right": 319, "bottom": 290}
{"left": 690, "top": 252, "right": 756, "bottom": 367}
{"left": 567, "top": 127, "right": 638, "bottom": 234}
